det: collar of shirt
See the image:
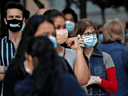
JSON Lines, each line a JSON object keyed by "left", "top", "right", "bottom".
{"left": 5, "top": 33, "right": 12, "bottom": 43}
{"left": 83, "top": 47, "right": 103, "bottom": 60}
{"left": 92, "top": 47, "right": 103, "bottom": 57}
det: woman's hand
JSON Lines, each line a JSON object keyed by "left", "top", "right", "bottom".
{"left": 86, "top": 76, "right": 101, "bottom": 86}
{"left": 66, "top": 37, "right": 81, "bottom": 50}
{"left": 67, "top": 37, "right": 90, "bottom": 85}
{"left": 66, "top": 37, "right": 85, "bottom": 50}
{"left": 0, "top": 65, "right": 7, "bottom": 74}
{"left": 82, "top": 76, "right": 101, "bottom": 92}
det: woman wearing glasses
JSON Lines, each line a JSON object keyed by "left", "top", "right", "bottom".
{"left": 73, "top": 19, "right": 118, "bottom": 96}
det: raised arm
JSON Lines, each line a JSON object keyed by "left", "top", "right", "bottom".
{"left": 66, "top": 37, "right": 90, "bottom": 85}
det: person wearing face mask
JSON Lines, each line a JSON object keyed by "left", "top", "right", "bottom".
{"left": 125, "top": 31, "right": 128, "bottom": 46}
{"left": 14, "top": 36, "right": 89, "bottom": 96}
{"left": 62, "top": 8, "right": 78, "bottom": 37}
{"left": 61, "top": 8, "right": 78, "bottom": 48}
{"left": 73, "top": 19, "right": 118, "bottom": 96}
{"left": 44, "top": 9, "right": 90, "bottom": 85}
{"left": 97, "top": 25, "right": 103, "bottom": 44}
{"left": 0, "top": 1, "right": 25, "bottom": 95}
{"left": 3, "top": 15, "right": 73, "bottom": 96}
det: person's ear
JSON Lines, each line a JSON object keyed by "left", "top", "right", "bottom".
{"left": 33, "top": 57, "right": 38, "bottom": 67}
{"left": 4, "top": 18, "right": 7, "bottom": 25}
{"left": 28, "top": 55, "right": 33, "bottom": 64}
{"left": 25, "top": 53, "right": 34, "bottom": 73}
{"left": 25, "top": 53, "right": 33, "bottom": 65}
{"left": 23, "top": 18, "right": 26, "bottom": 25}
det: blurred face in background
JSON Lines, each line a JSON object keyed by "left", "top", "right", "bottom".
{"left": 34, "top": 21, "right": 55, "bottom": 37}
{"left": 34, "top": 21, "right": 57, "bottom": 48}
{"left": 25, "top": 21, "right": 56, "bottom": 74}
{"left": 65, "top": 13, "right": 75, "bottom": 23}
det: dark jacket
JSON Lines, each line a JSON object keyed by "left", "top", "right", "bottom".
{"left": 14, "top": 73, "right": 87, "bottom": 96}
{"left": 3, "top": 58, "right": 29, "bottom": 96}
{"left": 3, "top": 57, "right": 74, "bottom": 96}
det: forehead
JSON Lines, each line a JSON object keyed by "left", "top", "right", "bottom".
{"left": 38, "top": 22, "right": 54, "bottom": 30}
{"left": 54, "top": 16, "right": 65, "bottom": 25}
{"left": 65, "top": 13, "right": 73, "bottom": 19}
{"left": 84, "top": 26, "right": 95, "bottom": 32}
{"left": 35, "top": 22, "right": 54, "bottom": 36}
{"left": 7, "top": 9, "right": 22, "bottom": 16}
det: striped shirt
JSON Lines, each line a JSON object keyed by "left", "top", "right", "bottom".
{"left": 0, "top": 34, "right": 15, "bottom": 67}
{"left": 0, "top": 34, "right": 16, "bottom": 96}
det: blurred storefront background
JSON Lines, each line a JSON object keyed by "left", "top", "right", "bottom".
{"left": 0, "top": 0, "right": 128, "bottom": 37}
{"left": 24, "top": 0, "right": 128, "bottom": 25}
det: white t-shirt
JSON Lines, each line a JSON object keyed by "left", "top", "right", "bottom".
{"left": 58, "top": 47, "right": 77, "bottom": 70}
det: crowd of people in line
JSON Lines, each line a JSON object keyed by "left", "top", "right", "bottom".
{"left": 0, "top": 1, "right": 128, "bottom": 96}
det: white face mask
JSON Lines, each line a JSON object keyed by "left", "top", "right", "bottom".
{"left": 83, "top": 35, "right": 98, "bottom": 49}
{"left": 56, "top": 29, "right": 68, "bottom": 44}
{"left": 24, "top": 61, "right": 33, "bottom": 75}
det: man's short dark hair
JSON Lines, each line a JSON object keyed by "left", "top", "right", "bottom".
{"left": 4, "top": 1, "right": 24, "bottom": 18}
{"left": 62, "top": 8, "right": 78, "bottom": 23}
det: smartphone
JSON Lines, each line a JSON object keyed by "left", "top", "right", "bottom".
{"left": 77, "top": 34, "right": 85, "bottom": 46}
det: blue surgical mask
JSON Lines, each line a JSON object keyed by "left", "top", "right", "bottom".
{"left": 66, "top": 21, "right": 75, "bottom": 34}
{"left": 125, "top": 32, "right": 128, "bottom": 38}
{"left": 49, "top": 36, "right": 57, "bottom": 48}
{"left": 22, "top": 24, "right": 25, "bottom": 31}
{"left": 99, "top": 33, "right": 103, "bottom": 41}
{"left": 83, "top": 35, "right": 98, "bottom": 49}
{"left": 40, "top": 13, "right": 44, "bottom": 15}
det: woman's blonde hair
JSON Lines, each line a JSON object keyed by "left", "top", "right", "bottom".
{"left": 103, "top": 19, "right": 125, "bottom": 44}
{"left": 115, "top": 18, "right": 126, "bottom": 29}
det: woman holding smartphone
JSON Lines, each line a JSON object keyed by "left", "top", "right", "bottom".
{"left": 73, "top": 19, "right": 118, "bottom": 96}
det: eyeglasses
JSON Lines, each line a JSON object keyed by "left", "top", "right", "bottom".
{"left": 84, "top": 31, "right": 97, "bottom": 37}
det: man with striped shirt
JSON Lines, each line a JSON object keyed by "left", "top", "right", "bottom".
{"left": 0, "top": 1, "right": 25, "bottom": 95}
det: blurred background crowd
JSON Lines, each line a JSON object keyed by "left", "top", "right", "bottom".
{"left": 1, "top": 0, "right": 128, "bottom": 37}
